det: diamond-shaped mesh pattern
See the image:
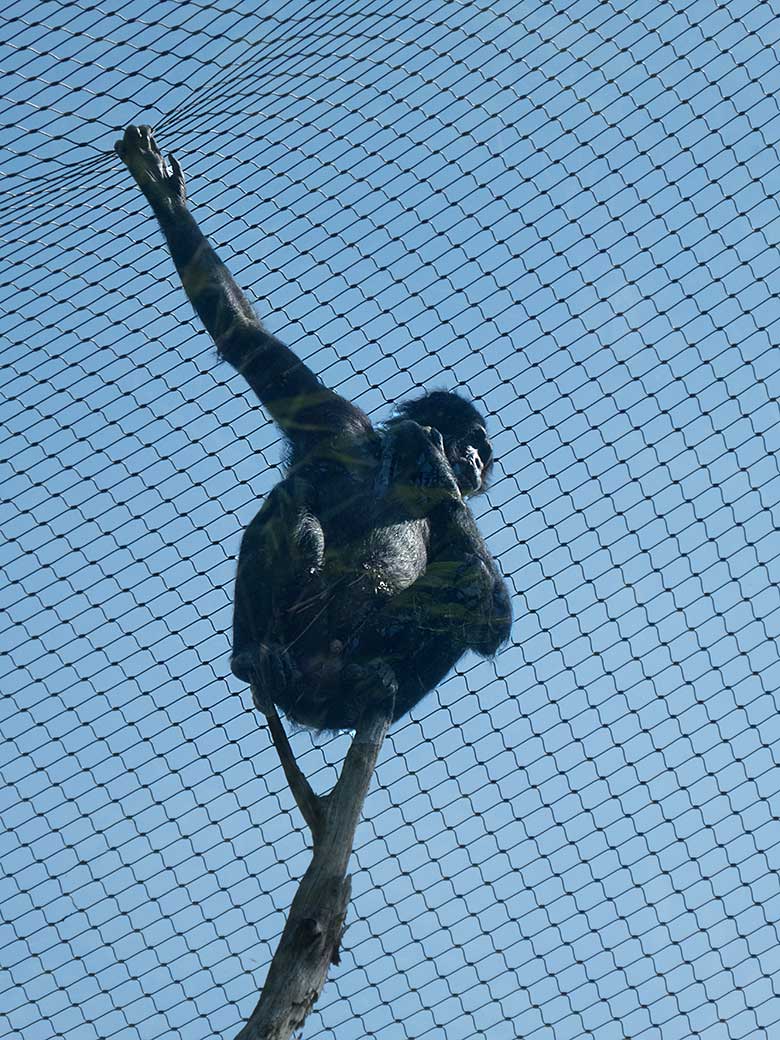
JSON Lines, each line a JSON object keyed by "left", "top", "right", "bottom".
{"left": 2, "top": 1, "right": 779, "bottom": 1038}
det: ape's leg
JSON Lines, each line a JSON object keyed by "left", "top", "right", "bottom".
{"left": 231, "top": 477, "right": 324, "bottom": 709}
{"left": 345, "top": 503, "right": 512, "bottom": 724}
{"left": 343, "top": 578, "right": 468, "bottom": 724}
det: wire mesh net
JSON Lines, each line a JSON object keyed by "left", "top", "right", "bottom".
{"left": 2, "top": 1, "right": 780, "bottom": 1037}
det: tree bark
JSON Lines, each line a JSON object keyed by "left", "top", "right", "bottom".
{"left": 234, "top": 701, "right": 392, "bottom": 1040}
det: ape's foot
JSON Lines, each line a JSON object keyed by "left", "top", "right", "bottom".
{"left": 231, "top": 645, "right": 301, "bottom": 713}
{"left": 343, "top": 659, "right": 398, "bottom": 709}
{"left": 115, "top": 125, "right": 186, "bottom": 210}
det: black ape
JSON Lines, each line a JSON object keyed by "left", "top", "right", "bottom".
{"left": 116, "top": 126, "right": 512, "bottom": 730}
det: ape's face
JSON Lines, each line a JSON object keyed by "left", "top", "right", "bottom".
{"left": 446, "top": 425, "right": 493, "bottom": 496}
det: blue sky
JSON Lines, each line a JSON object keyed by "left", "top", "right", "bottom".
{"left": 2, "top": 1, "right": 780, "bottom": 1037}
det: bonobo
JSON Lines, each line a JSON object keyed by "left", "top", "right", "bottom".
{"left": 116, "top": 125, "right": 512, "bottom": 730}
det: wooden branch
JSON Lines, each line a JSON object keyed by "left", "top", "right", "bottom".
{"left": 258, "top": 691, "right": 324, "bottom": 840}
{"left": 235, "top": 700, "right": 393, "bottom": 1040}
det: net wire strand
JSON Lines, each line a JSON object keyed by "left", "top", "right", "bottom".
{"left": 1, "top": 0, "right": 780, "bottom": 1038}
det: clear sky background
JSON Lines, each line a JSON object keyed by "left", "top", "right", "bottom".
{"left": 2, "top": 0, "right": 780, "bottom": 1038}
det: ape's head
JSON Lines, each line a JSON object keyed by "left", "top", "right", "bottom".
{"left": 391, "top": 390, "right": 494, "bottom": 496}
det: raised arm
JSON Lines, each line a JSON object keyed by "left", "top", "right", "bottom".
{"left": 115, "top": 125, "right": 370, "bottom": 444}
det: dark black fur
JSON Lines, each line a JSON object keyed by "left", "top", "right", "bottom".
{"left": 116, "top": 126, "right": 512, "bottom": 730}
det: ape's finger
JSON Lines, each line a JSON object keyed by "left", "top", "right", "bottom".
{"left": 169, "top": 154, "right": 185, "bottom": 187}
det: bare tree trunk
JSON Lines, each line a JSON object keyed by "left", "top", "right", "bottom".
{"left": 234, "top": 700, "right": 392, "bottom": 1040}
